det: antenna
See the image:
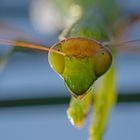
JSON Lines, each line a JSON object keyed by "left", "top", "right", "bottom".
{"left": 0, "top": 39, "right": 65, "bottom": 56}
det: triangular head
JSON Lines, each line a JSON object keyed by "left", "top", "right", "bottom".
{"left": 48, "top": 37, "right": 112, "bottom": 97}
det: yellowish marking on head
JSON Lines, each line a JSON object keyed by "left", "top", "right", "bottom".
{"left": 61, "top": 38, "right": 102, "bottom": 58}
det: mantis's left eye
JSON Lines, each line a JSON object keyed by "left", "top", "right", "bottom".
{"left": 94, "top": 48, "right": 112, "bottom": 77}
{"left": 48, "top": 43, "right": 65, "bottom": 74}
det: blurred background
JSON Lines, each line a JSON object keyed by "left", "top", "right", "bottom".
{"left": 0, "top": 0, "right": 140, "bottom": 140}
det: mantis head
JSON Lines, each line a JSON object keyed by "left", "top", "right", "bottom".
{"left": 48, "top": 37, "right": 112, "bottom": 97}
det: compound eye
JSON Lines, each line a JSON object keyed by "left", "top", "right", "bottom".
{"left": 95, "top": 48, "right": 112, "bottom": 77}
{"left": 48, "top": 43, "right": 65, "bottom": 74}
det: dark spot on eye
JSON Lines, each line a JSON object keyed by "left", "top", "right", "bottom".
{"left": 102, "top": 52, "right": 104, "bottom": 55}
{"left": 57, "top": 49, "right": 60, "bottom": 51}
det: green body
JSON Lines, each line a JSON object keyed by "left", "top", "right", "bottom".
{"left": 67, "top": 89, "right": 93, "bottom": 127}
{"left": 49, "top": 0, "right": 118, "bottom": 138}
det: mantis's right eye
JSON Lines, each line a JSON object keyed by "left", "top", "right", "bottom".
{"left": 48, "top": 43, "right": 65, "bottom": 74}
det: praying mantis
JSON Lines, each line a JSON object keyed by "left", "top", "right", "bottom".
{"left": 0, "top": 0, "right": 140, "bottom": 140}
{"left": 0, "top": 37, "right": 112, "bottom": 98}
{"left": 0, "top": 37, "right": 139, "bottom": 97}
{"left": 0, "top": 25, "right": 140, "bottom": 140}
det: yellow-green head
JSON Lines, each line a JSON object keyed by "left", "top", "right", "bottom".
{"left": 48, "top": 37, "right": 112, "bottom": 97}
